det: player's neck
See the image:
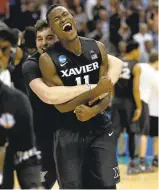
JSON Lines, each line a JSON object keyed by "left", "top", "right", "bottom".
{"left": 61, "top": 37, "right": 82, "bottom": 56}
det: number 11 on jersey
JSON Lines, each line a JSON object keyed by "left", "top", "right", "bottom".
{"left": 75, "top": 75, "right": 90, "bottom": 85}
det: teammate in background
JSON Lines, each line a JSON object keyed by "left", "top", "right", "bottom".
{"left": 10, "top": 26, "right": 37, "bottom": 94}
{"left": 23, "top": 20, "right": 58, "bottom": 189}
{"left": 0, "top": 24, "right": 41, "bottom": 189}
{"left": 111, "top": 41, "right": 142, "bottom": 174}
{"left": 137, "top": 52, "right": 158, "bottom": 172}
{"left": 23, "top": 19, "right": 123, "bottom": 188}
{"left": 39, "top": 5, "right": 123, "bottom": 189}
{"left": 148, "top": 52, "right": 159, "bottom": 167}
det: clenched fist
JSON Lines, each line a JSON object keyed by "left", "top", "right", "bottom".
{"left": 74, "top": 105, "right": 95, "bottom": 122}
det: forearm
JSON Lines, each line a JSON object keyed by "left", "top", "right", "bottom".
{"left": 46, "top": 84, "right": 97, "bottom": 105}
{"left": 133, "top": 89, "right": 142, "bottom": 110}
{"left": 91, "top": 93, "right": 111, "bottom": 117}
{"left": 30, "top": 78, "right": 97, "bottom": 104}
{"left": 55, "top": 85, "right": 106, "bottom": 112}
{"left": 107, "top": 54, "right": 123, "bottom": 85}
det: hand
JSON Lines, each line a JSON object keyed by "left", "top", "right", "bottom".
{"left": 132, "top": 108, "right": 142, "bottom": 121}
{"left": 96, "top": 76, "right": 113, "bottom": 94}
{"left": 74, "top": 105, "right": 94, "bottom": 122}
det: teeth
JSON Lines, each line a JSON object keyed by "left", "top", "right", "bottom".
{"left": 63, "top": 23, "right": 71, "bottom": 30}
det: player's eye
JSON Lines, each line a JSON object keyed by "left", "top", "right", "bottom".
{"left": 63, "top": 12, "right": 68, "bottom": 16}
{"left": 47, "top": 37, "right": 53, "bottom": 41}
{"left": 53, "top": 18, "right": 59, "bottom": 22}
{"left": 0, "top": 46, "right": 9, "bottom": 52}
{"left": 37, "top": 38, "right": 42, "bottom": 42}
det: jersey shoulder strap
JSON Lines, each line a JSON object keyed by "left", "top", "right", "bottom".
{"left": 79, "top": 36, "right": 102, "bottom": 64}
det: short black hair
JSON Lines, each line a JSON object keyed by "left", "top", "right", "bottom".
{"left": 149, "top": 52, "right": 158, "bottom": 63}
{"left": 35, "top": 20, "right": 49, "bottom": 33}
{"left": 12, "top": 28, "right": 21, "bottom": 46}
{"left": 0, "top": 28, "right": 16, "bottom": 45}
{"left": 46, "top": 4, "right": 64, "bottom": 23}
{"left": 126, "top": 41, "right": 139, "bottom": 53}
{"left": 23, "top": 26, "right": 36, "bottom": 48}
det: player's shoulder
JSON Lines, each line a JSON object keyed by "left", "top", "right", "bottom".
{"left": 46, "top": 41, "right": 62, "bottom": 53}
{"left": 2, "top": 83, "right": 29, "bottom": 105}
{"left": 132, "top": 63, "right": 141, "bottom": 74}
{"left": 79, "top": 36, "right": 95, "bottom": 42}
{"left": 23, "top": 51, "right": 40, "bottom": 70}
{"left": 26, "top": 51, "right": 40, "bottom": 63}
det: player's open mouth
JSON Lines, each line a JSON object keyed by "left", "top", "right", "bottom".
{"left": 62, "top": 23, "right": 73, "bottom": 32}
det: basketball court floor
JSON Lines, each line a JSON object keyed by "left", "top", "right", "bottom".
{"left": 14, "top": 136, "right": 158, "bottom": 189}
{"left": 14, "top": 161, "right": 158, "bottom": 189}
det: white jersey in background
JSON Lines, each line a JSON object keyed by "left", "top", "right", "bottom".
{"left": 148, "top": 70, "right": 159, "bottom": 117}
{"left": 0, "top": 69, "right": 11, "bottom": 87}
{"left": 139, "top": 63, "right": 159, "bottom": 104}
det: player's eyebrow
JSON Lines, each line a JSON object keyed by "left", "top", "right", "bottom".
{"left": 46, "top": 34, "right": 54, "bottom": 38}
{"left": 52, "top": 11, "right": 68, "bottom": 20}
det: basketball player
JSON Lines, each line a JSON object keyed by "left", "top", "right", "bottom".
{"left": 148, "top": 52, "right": 159, "bottom": 167}
{"left": 137, "top": 52, "right": 158, "bottom": 172}
{"left": 111, "top": 41, "right": 142, "bottom": 175}
{"left": 23, "top": 18, "right": 123, "bottom": 188}
{"left": 39, "top": 5, "right": 122, "bottom": 189}
{"left": 0, "top": 25, "right": 41, "bottom": 189}
{"left": 23, "top": 20, "right": 97, "bottom": 189}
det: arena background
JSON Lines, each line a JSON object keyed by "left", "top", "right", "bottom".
{"left": 0, "top": 0, "right": 158, "bottom": 189}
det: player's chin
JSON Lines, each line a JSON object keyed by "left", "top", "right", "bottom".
{"left": 63, "top": 32, "right": 77, "bottom": 41}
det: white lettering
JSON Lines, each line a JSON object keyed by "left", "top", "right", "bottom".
{"left": 86, "top": 64, "right": 93, "bottom": 72}
{"left": 93, "top": 62, "right": 99, "bottom": 70}
{"left": 74, "top": 67, "right": 82, "bottom": 75}
{"left": 60, "top": 62, "right": 99, "bottom": 77}
{"left": 69, "top": 68, "right": 76, "bottom": 76}
{"left": 82, "top": 66, "right": 87, "bottom": 73}
{"left": 61, "top": 70, "right": 69, "bottom": 77}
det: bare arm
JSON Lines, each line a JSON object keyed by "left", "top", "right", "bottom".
{"left": 107, "top": 54, "right": 123, "bottom": 85}
{"left": 29, "top": 78, "right": 96, "bottom": 105}
{"left": 133, "top": 64, "right": 142, "bottom": 110}
{"left": 55, "top": 41, "right": 110, "bottom": 112}
{"left": 132, "top": 64, "right": 142, "bottom": 121}
{"left": 74, "top": 92, "right": 111, "bottom": 122}
{"left": 31, "top": 54, "right": 120, "bottom": 105}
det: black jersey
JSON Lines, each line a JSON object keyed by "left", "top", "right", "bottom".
{"left": 0, "top": 81, "right": 40, "bottom": 166}
{"left": 114, "top": 60, "right": 136, "bottom": 99}
{"left": 46, "top": 37, "right": 111, "bottom": 130}
{"left": 0, "top": 81, "right": 41, "bottom": 188}
{"left": 23, "top": 51, "right": 58, "bottom": 140}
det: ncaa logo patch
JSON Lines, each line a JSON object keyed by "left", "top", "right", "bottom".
{"left": 58, "top": 55, "right": 67, "bottom": 67}
{"left": 0, "top": 113, "right": 16, "bottom": 129}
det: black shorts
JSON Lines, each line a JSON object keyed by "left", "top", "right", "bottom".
{"left": 111, "top": 97, "right": 135, "bottom": 137}
{"left": 149, "top": 116, "right": 158, "bottom": 137}
{"left": 37, "top": 139, "right": 55, "bottom": 172}
{"left": 137, "top": 101, "right": 150, "bottom": 136}
{"left": 54, "top": 127, "right": 120, "bottom": 189}
{"left": 0, "top": 128, "right": 7, "bottom": 146}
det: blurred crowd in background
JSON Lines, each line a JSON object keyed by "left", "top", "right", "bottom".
{"left": 0, "top": 0, "right": 158, "bottom": 61}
